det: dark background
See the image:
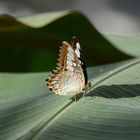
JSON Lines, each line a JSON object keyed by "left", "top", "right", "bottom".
{"left": 0, "top": 0, "right": 140, "bottom": 35}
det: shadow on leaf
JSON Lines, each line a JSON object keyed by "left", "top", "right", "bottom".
{"left": 88, "top": 84, "right": 140, "bottom": 99}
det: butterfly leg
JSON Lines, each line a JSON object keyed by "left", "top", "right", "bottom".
{"left": 82, "top": 82, "right": 92, "bottom": 103}
{"left": 82, "top": 90, "right": 86, "bottom": 104}
{"left": 74, "top": 95, "right": 77, "bottom": 102}
{"left": 70, "top": 95, "right": 77, "bottom": 102}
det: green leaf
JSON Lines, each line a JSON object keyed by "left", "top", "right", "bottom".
{"left": 0, "top": 11, "right": 140, "bottom": 140}
{"left": 0, "top": 11, "right": 131, "bottom": 72}
{"left": 0, "top": 58, "right": 140, "bottom": 140}
{"left": 105, "top": 34, "right": 140, "bottom": 57}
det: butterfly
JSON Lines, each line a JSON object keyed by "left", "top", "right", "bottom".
{"left": 46, "top": 36, "right": 90, "bottom": 96}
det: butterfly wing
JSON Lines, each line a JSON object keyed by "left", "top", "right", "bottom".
{"left": 71, "top": 37, "right": 88, "bottom": 85}
{"left": 46, "top": 37, "right": 87, "bottom": 96}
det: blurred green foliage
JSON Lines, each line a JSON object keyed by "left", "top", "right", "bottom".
{"left": 0, "top": 11, "right": 131, "bottom": 72}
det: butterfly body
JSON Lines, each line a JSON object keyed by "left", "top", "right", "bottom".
{"left": 46, "top": 37, "right": 88, "bottom": 96}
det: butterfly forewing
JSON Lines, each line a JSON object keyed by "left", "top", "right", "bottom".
{"left": 46, "top": 37, "right": 87, "bottom": 96}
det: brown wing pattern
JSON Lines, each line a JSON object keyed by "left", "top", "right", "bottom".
{"left": 46, "top": 38, "right": 86, "bottom": 95}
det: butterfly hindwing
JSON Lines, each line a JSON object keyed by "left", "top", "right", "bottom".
{"left": 46, "top": 37, "right": 87, "bottom": 96}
